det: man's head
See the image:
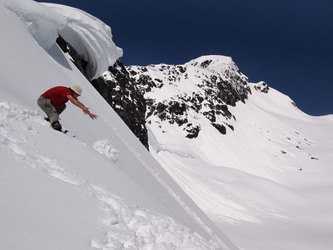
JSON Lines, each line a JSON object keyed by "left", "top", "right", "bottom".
{"left": 70, "top": 85, "right": 82, "bottom": 96}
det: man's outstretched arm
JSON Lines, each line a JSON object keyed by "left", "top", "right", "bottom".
{"left": 67, "top": 95, "right": 98, "bottom": 119}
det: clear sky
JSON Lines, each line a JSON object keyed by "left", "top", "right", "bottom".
{"left": 37, "top": 0, "right": 333, "bottom": 116}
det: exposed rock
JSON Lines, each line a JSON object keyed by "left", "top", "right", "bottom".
{"left": 56, "top": 35, "right": 88, "bottom": 78}
{"left": 56, "top": 36, "right": 149, "bottom": 150}
{"left": 254, "top": 81, "right": 270, "bottom": 93}
{"left": 55, "top": 39, "right": 260, "bottom": 147}
{"left": 91, "top": 61, "right": 149, "bottom": 150}
{"left": 128, "top": 56, "right": 252, "bottom": 138}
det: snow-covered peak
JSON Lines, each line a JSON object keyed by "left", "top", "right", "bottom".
{"left": 186, "top": 55, "right": 239, "bottom": 73}
{"left": 2, "top": 0, "right": 122, "bottom": 80}
{"left": 127, "top": 55, "right": 251, "bottom": 138}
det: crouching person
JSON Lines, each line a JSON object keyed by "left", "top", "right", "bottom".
{"left": 37, "top": 85, "right": 97, "bottom": 131}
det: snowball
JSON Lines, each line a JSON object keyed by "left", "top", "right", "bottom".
{"left": 93, "top": 140, "right": 119, "bottom": 162}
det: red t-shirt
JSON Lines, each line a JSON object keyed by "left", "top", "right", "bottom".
{"left": 41, "top": 86, "right": 72, "bottom": 107}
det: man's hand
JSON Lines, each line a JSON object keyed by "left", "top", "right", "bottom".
{"left": 68, "top": 95, "right": 97, "bottom": 119}
{"left": 88, "top": 112, "right": 98, "bottom": 119}
{"left": 83, "top": 107, "right": 98, "bottom": 119}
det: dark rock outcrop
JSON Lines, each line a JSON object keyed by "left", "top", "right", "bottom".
{"left": 91, "top": 61, "right": 149, "bottom": 150}
{"left": 127, "top": 56, "right": 252, "bottom": 138}
{"left": 56, "top": 36, "right": 149, "bottom": 150}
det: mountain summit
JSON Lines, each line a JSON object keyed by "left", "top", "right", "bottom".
{"left": 128, "top": 55, "right": 251, "bottom": 138}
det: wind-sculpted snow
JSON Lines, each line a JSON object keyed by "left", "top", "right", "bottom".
{"left": 43, "top": 3, "right": 123, "bottom": 80}
{"left": 1, "top": 0, "right": 66, "bottom": 50}
{"left": 1, "top": 0, "right": 122, "bottom": 80}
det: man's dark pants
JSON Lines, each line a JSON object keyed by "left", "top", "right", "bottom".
{"left": 37, "top": 96, "right": 66, "bottom": 124}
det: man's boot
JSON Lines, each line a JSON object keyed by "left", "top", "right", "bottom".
{"left": 51, "top": 121, "right": 62, "bottom": 131}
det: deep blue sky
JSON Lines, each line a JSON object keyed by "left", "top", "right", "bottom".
{"left": 38, "top": 0, "right": 333, "bottom": 115}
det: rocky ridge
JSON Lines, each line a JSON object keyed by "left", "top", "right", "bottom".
{"left": 127, "top": 56, "right": 252, "bottom": 139}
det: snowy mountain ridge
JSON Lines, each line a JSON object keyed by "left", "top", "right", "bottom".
{"left": 127, "top": 55, "right": 251, "bottom": 139}
{"left": 126, "top": 59, "right": 333, "bottom": 250}
{"left": 98, "top": 49, "right": 333, "bottom": 250}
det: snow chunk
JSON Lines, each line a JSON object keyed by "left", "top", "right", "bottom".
{"left": 93, "top": 140, "right": 119, "bottom": 162}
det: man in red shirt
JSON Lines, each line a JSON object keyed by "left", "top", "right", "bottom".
{"left": 37, "top": 85, "right": 97, "bottom": 131}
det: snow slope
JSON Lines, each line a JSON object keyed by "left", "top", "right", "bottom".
{"left": 0, "top": 2, "right": 236, "bottom": 249}
{"left": 143, "top": 59, "right": 333, "bottom": 250}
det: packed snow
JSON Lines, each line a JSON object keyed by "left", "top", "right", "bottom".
{"left": 0, "top": 1, "right": 235, "bottom": 249}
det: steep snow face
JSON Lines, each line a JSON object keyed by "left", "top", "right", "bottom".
{"left": 2, "top": 0, "right": 122, "bottom": 80}
{"left": 0, "top": 2, "right": 236, "bottom": 250}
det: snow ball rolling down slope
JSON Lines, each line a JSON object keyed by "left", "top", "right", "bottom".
{"left": 0, "top": 1, "right": 236, "bottom": 249}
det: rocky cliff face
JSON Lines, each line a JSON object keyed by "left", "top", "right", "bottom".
{"left": 91, "top": 61, "right": 149, "bottom": 149}
{"left": 56, "top": 36, "right": 149, "bottom": 150}
{"left": 127, "top": 56, "right": 252, "bottom": 139}
{"left": 57, "top": 36, "right": 255, "bottom": 148}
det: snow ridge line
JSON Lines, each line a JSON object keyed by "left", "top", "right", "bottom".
{"left": 0, "top": 100, "right": 220, "bottom": 249}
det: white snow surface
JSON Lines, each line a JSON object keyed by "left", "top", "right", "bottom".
{"left": 143, "top": 59, "right": 333, "bottom": 249}
{"left": 0, "top": 2, "right": 235, "bottom": 250}
{"left": 1, "top": 0, "right": 122, "bottom": 80}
